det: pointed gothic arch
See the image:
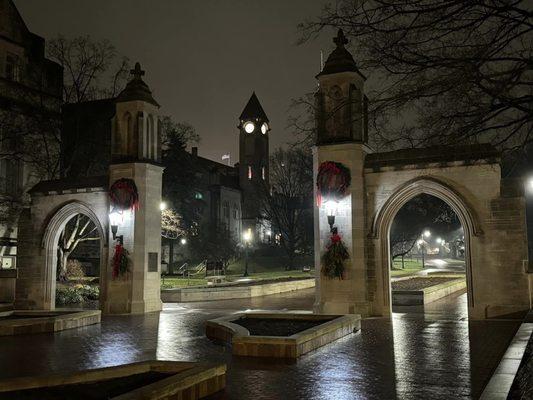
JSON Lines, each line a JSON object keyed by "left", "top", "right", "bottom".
{"left": 41, "top": 201, "right": 107, "bottom": 310}
{"left": 370, "top": 177, "right": 482, "bottom": 316}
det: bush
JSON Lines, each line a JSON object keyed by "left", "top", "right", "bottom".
{"left": 66, "top": 259, "right": 85, "bottom": 280}
{"left": 55, "top": 285, "right": 99, "bottom": 305}
{"left": 79, "top": 284, "right": 99, "bottom": 300}
{"left": 56, "top": 287, "right": 84, "bottom": 306}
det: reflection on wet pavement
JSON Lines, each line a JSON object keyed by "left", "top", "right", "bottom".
{"left": 0, "top": 289, "right": 519, "bottom": 399}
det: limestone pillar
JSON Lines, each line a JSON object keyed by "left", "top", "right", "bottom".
{"left": 104, "top": 162, "right": 163, "bottom": 314}
{"left": 313, "top": 143, "right": 372, "bottom": 315}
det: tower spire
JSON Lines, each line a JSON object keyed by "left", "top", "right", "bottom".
{"left": 130, "top": 62, "right": 145, "bottom": 80}
{"left": 333, "top": 29, "right": 348, "bottom": 48}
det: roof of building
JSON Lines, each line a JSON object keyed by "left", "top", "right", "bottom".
{"left": 116, "top": 62, "right": 159, "bottom": 107}
{"left": 186, "top": 148, "right": 240, "bottom": 190}
{"left": 364, "top": 143, "right": 500, "bottom": 169}
{"left": 239, "top": 92, "right": 269, "bottom": 122}
{"left": 317, "top": 29, "right": 365, "bottom": 78}
{"left": 29, "top": 175, "right": 108, "bottom": 194}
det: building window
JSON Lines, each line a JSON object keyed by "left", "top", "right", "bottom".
{"left": 194, "top": 192, "right": 203, "bottom": 200}
{"left": 261, "top": 166, "right": 266, "bottom": 180}
{"left": 5, "top": 53, "right": 21, "bottom": 82}
{"left": 248, "top": 166, "right": 252, "bottom": 180}
{"left": 233, "top": 204, "right": 238, "bottom": 219}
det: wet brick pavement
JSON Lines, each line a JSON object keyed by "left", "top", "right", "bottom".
{"left": 0, "top": 289, "right": 520, "bottom": 399}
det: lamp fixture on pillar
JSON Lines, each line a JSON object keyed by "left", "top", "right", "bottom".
{"left": 109, "top": 211, "right": 124, "bottom": 245}
{"left": 325, "top": 201, "right": 338, "bottom": 232}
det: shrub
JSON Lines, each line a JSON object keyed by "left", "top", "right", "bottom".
{"left": 80, "top": 285, "right": 99, "bottom": 300}
{"left": 56, "top": 287, "right": 83, "bottom": 306}
{"left": 55, "top": 285, "right": 99, "bottom": 305}
{"left": 66, "top": 259, "right": 85, "bottom": 280}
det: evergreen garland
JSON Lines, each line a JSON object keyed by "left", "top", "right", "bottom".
{"left": 112, "top": 243, "right": 129, "bottom": 279}
{"left": 321, "top": 228, "right": 349, "bottom": 279}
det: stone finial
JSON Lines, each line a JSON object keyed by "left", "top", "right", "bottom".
{"left": 130, "top": 62, "right": 145, "bottom": 80}
{"left": 333, "top": 29, "right": 348, "bottom": 48}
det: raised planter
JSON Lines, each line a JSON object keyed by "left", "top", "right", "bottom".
{"left": 392, "top": 277, "right": 466, "bottom": 306}
{"left": 0, "top": 309, "right": 101, "bottom": 336}
{"left": 0, "top": 360, "right": 226, "bottom": 400}
{"left": 162, "top": 278, "right": 315, "bottom": 303}
{"left": 206, "top": 312, "right": 360, "bottom": 358}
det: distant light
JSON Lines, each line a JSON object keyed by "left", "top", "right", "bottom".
{"left": 423, "top": 230, "right": 431, "bottom": 238}
{"left": 436, "top": 237, "right": 442, "bottom": 244}
{"left": 243, "top": 228, "right": 252, "bottom": 243}
{"left": 266, "top": 230, "right": 272, "bottom": 236}
{"left": 160, "top": 201, "right": 167, "bottom": 211}
{"left": 180, "top": 238, "right": 187, "bottom": 245}
{"left": 417, "top": 239, "right": 424, "bottom": 245}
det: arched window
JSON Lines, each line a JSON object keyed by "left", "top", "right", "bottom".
{"left": 147, "top": 115, "right": 156, "bottom": 159}
{"left": 233, "top": 204, "right": 238, "bottom": 219}
{"left": 118, "top": 112, "right": 132, "bottom": 154}
{"left": 329, "top": 86, "right": 344, "bottom": 135}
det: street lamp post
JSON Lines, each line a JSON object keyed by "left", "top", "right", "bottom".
{"left": 420, "top": 230, "right": 431, "bottom": 269}
{"left": 243, "top": 229, "right": 252, "bottom": 277}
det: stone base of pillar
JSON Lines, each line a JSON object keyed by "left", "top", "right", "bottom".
{"left": 102, "top": 299, "right": 162, "bottom": 314}
{"left": 130, "top": 299, "right": 162, "bottom": 314}
{"left": 314, "top": 300, "right": 372, "bottom": 317}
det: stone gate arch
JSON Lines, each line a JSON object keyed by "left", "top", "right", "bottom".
{"left": 15, "top": 176, "right": 110, "bottom": 311}
{"left": 41, "top": 201, "right": 107, "bottom": 310}
{"left": 370, "top": 177, "right": 481, "bottom": 317}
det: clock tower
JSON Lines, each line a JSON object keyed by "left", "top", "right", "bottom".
{"left": 238, "top": 92, "right": 270, "bottom": 238}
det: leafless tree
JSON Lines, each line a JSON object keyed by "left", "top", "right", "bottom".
{"left": 47, "top": 35, "right": 130, "bottom": 103}
{"left": 259, "top": 147, "right": 314, "bottom": 269}
{"left": 57, "top": 214, "right": 100, "bottom": 281}
{"left": 298, "top": 0, "right": 533, "bottom": 153}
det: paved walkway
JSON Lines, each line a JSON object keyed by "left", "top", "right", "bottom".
{"left": 0, "top": 290, "right": 520, "bottom": 399}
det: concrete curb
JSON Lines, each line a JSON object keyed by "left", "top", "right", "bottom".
{"left": 206, "top": 312, "right": 361, "bottom": 358}
{"left": 392, "top": 278, "right": 466, "bottom": 305}
{"left": 162, "top": 278, "right": 315, "bottom": 302}
{"left": 480, "top": 322, "right": 533, "bottom": 399}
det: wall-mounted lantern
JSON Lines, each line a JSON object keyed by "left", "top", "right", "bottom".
{"left": 325, "top": 200, "right": 338, "bottom": 232}
{"left": 109, "top": 211, "right": 124, "bottom": 245}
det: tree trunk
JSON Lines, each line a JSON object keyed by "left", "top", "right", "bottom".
{"left": 169, "top": 239, "right": 174, "bottom": 274}
{"left": 58, "top": 252, "right": 70, "bottom": 281}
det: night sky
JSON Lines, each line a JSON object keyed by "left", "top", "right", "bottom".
{"left": 15, "top": 0, "right": 331, "bottom": 163}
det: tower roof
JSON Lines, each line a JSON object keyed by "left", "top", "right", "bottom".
{"left": 239, "top": 92, "right": 269, "bottom": 122}
{"left": 317, "top": 29, "right": 365, "bottom": 78}
{"left": 116, "top": 62, "right": 160, "bottom": 107}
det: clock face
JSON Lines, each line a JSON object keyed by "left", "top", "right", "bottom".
{"left": 261, "top": 122, "right": 268, "bottom": 134}
{"left": 244, "top": 122, "right": 255, "bottom": 133}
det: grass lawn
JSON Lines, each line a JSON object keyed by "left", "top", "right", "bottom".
{"left": 390, "top": 258, "right": 423, "bottom": 277}
{"left": 161, "top": 269, "right": 315, "bottom": 289}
